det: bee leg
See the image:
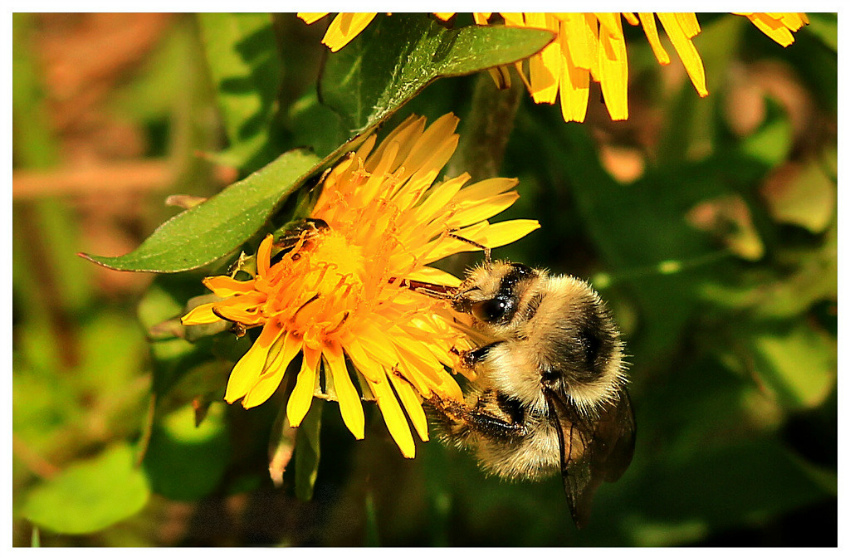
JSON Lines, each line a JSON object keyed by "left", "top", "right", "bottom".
{"left": 427, "top": 392, "right": 527, "bottom": 441}
{"left": 455, "top": 341, "right": 503, "bottom": 369}
{"left": 229, "top": 322, "right": 248, "bottom": 338}
{"left": 467, "top": 407, "right": 527, "bottom": 440}
{"left": 446, "top": 230, "right": 492, "bottom": 268}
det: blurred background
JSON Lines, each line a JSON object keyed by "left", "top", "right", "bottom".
{"left": 12, "top": 13, "right": 837, "bottom": 546}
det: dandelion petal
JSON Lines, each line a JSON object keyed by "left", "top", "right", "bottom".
{"left": 741, "top": 13, "right": 797, "bottom": 47}
{"left": 527, "top": 14, "right": 560, "bottom": 104}
{"left": 343, "top": 339, "right": 384, "bottom": 384}
{"left": 297, "top": 13, "right": 328, "bottom": 24}
{"left": 225, "top": 321, "right": 284, "bottom": 404}
{"left": 448, "top": 192, "right": 520, "bottom": 228}
{"left": 658, "top": 13, "right": 707, "bottom": 97}
{"left": 454, "top": 177, "right": 519, "bottom": 204}
{"left": 403, "top": 266, "right": 462, "bottom": 287}
{"left": 242, "top": 333, "right": 302, "bottom": 408}
{"left": 287, "top": 346, "right": 321, "bottom": 427}
{"left": 597, "top": 13, "right": 629, "bottom": 120}
{"left": 388, "top": 373, "right": 429, "bottom": 442}
{"left": 476, "top": 219, "right": 541, "bottom": 249}
{"left": 256, "top": 235, "right": 273, "bottom": 277}
{"left": 323, "top": 13, "right": 378, "bottom": 52}
{"left": 558, "top": 16, "right": 591, "bottom": 123}
{"left": 203, "top": 276, "right": 256, "bottom": 297}
{"left": 371, "top": 375, "right": 416, "bottom": 458}
{"left": 639, "top": 13, "right": 670, "bottom": 65}
{"left": 181, "top": 302, "right": 221, "bottom": 325}
{"left": 325, "top": 343, "right": 365, "bottom": 439}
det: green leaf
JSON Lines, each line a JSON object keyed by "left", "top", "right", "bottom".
{"left": 294, "top": 399, "right": 323, "bottom": 501}
{"left": 364, "top": 491, "right": 381, "bottom": 546}
{"left": 804, "top": 13, "right": 837, "bottom": 52}
{"left": 81, "top": 148, "right": 319, "bottom": 273}
{"left": 21, "top": 443, "right": 150, "bottom": 535}
{"left": 142, "top": 403, "right": 231, "bottom": 501}
{"left": 696, "top": 219, "right": 836, "bottom": 321}
{"left": 320, "top": 14, "right": 554, "bottom": 134}
{"left": 745, "top": 322, "right": 836, "bottom": 410}
{"left": 740, "top": 98, "right": 793, "bottom": 167}
{"left": 763, "top": 155, "right": 836, "bottom": 233}
{"left": 137, "top": 275, "right": 249, "bottom": 412}
{"left": 654, "top": 14, "right": 746, "bottom": 163}
{"left": 197, "top": 13, "right": 283, "bottom": 172}
{"left": 533, "top": 120, "right": 715, "bottom": 358}
{"left": 288, "top": 89, "right": 349, "bottom": 159}
{"left": 617, "top": 436, "right": 834, "bottom": 546}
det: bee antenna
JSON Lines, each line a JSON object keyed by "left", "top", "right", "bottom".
{"left": 391, "top": 277, "right": 455, "bottom": 300}
{"left": 447, "top": 230, "right": 492, "bottom": 269}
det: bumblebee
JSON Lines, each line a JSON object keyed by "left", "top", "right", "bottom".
{"left": 419, "top": 260, "right": 635, "bottom": 528}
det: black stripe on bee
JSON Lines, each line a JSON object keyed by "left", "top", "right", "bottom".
{"left": 495, "top": 391, "right": 526, "bottom": 425}
{"left": 573, "top": 303, "right": 618, "bottom": 381}
{"left": 500, "top": 263, "right": 536, "bottom": 291}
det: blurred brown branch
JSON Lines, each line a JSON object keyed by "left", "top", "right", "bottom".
{"left": 13, "top": 159, "right": 237, "bottom": 199}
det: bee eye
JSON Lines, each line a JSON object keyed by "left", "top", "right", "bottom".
{"left": 471, "top": 295, "right": 514, "bottom": 323}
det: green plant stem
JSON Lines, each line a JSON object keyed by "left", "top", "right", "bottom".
{"left": 449, "top": 70, "right": 524, "bottom": 182}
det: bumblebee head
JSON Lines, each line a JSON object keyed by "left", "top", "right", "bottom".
{"left": 452, "top": 261, "right": 537, "bottom": 326}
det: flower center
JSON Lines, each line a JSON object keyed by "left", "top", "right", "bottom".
{"left": 260, "top": 229, "right": 367, "bottom": 347}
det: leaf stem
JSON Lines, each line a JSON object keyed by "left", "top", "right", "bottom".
{"left": 449, "top": 70, "right": 524, "bottom": 182}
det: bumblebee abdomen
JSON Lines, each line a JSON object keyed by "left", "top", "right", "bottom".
{"left": 533, "top": 276, "right": 623, "bottom": 386}
{"left": 475, "top": 414, "right": 561, "bottom": 480}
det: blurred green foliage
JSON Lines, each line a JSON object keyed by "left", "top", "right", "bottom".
{"left": 13, "top": 13, "right": 836, "bottom": 546}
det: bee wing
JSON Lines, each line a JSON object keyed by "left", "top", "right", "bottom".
{"left": 545, "top": 387, "right": 636, "bottom": 528}
{"left": 594, "top": 388, "right": 636, "bottom": 483}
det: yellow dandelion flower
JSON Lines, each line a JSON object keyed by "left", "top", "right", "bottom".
{"left": 182, "top": 113, "right": 540, "bottom": 458}
{"left": 436, "top": 13, "right": 806, "bottom": 122}
{"left": 299, "top": 13, "right": 807, "bottom": 122}
{"left": 732, "top": 12, "right": 810, "bottom": 47}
